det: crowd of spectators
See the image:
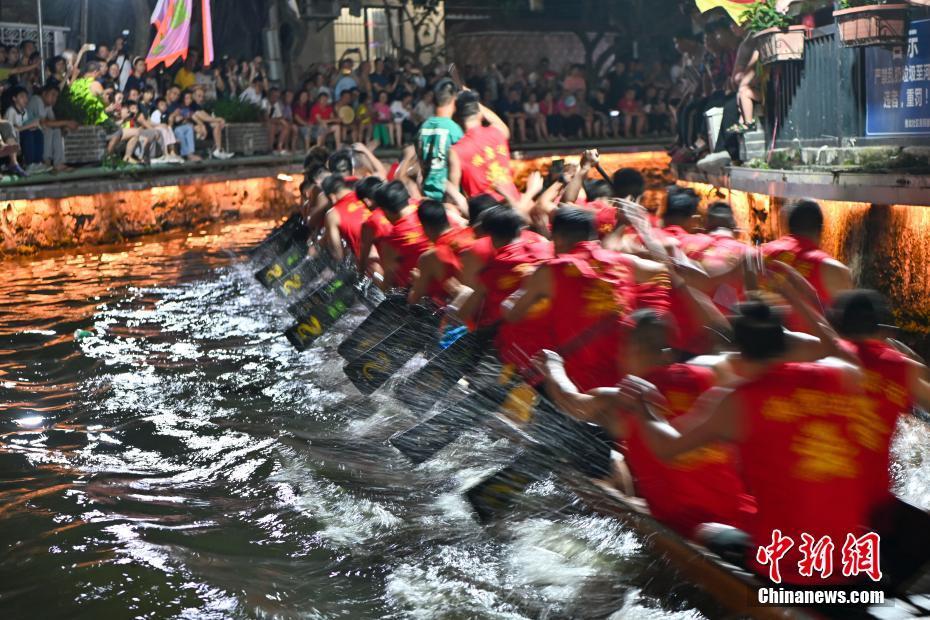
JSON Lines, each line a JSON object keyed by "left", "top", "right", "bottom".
{"left": 1, "top": 26, "right": 735, "bottom": 181}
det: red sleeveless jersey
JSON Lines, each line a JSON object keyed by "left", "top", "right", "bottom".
{"left": 548, "top": 241, "right": 637, "bottom": 391}
{"left": 363, "top": 207, "right": 393, "bottom": 245}
{"left": 332, "top": 192, "right": 369, "bottom": 259}
{"left": 577, "top": 198, "right": 619, "bottom": 239}
{"left": 736, "top": 362, "right": 871, "bottom": 585}
{"left": 478, "top": 237, "right": 554, "bottom": 367}
{"left": 684, "top": 232, "right": 748, "bottom": 313}
{"left": 846, "top": 339, "right": 913, "bottom": 514}
{"left": 762, "top": 235, "right": 835, "bottom": 305}
{"left": 452, "top": 125, "right": 517, "bottom": 201}
{"left": 427, "top": 226, "right": 476, "bottom": 303}
{"left": 383, "top": 206, "right": 432, "bottom": 288}
{"left": 467, "top": 229, "right": 548, "bottom": 272}
{"left": 624, "top": 364, "right": 753, "bottom": 538}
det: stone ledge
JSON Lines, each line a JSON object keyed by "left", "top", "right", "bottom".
{"left": 675, "top": 163, "right": 930, "bottom": 207}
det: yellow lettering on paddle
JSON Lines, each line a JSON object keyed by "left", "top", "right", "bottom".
{"left": 282, "top": 274, "right": 302, "bottom": 295}
{"left": 362, "top": 352, "right": 391, "bottom": 380}
{"left": 265, "top": 264, "right": 284, "bottom": 281}
{"left": 500, "top": 383, "right": 538, "bottom": 424}
{"left": 296, "top": 316, "right": 323, "bottom": 339}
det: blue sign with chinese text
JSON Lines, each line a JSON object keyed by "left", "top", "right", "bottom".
{"left": 865, "top": 19, "right": 930, "bottom": 136}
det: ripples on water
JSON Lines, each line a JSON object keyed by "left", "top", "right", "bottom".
{"left": 0, "top": 219, "right": 924, "bottom": 619}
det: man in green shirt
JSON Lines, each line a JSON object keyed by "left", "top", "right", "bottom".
{"left": 417, "top": 79, "right": 463, "bottom": 201}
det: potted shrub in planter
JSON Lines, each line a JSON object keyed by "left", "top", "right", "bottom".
{"left": 743, "top": 0, "right": 806, "bottom": 64}
{"left": 833, "top": 1, "right": 910, "bottom": 47}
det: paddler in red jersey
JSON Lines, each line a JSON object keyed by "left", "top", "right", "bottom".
{"left": 828, "top": 291, "right": 930, "bottom": 511}
{"left": 452, "top": 194, "right": 546, "bottom": 305}
{"left": 559, "top": 150, "right": 639, "bottom": 242}
{"left": 762, "top": 199, "right": 853, "bottom": 310}
{"left": 827, "top": 289, "right": 930, "bottom": 587}
{"left": 448, "top": 90, "right": 519, "bottom": 203}
{"left": 456, "top": 206, "right": 553, "bottom": 368}
{"left": 353, "top": 176, "right": 389, "bottom": 274}
{"left": 321, "top": 174, "right": 369, "bottom": 262}
{"left": 504, "top": 207, "right": 668, "bottom": 392}
{"left": 408, "top": 199, "right": 475, "bottom": 305}
{"left": 622, "top": 300, "right": 874, "bottom": 587}
{"left": 536, "top": 309, "right": 754, "bottom": 539}
{"left": 681, "top": 201, "right": 748, "bottom": 313}
{"left": 372, "top": 180, "right": 432, "bottom": 290}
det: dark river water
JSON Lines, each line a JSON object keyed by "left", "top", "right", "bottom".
{"left": 1, "top": 217, "right": 927, "bottom": 619}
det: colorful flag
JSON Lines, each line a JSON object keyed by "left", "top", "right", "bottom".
{"left": 146, "top": 0, "right": 214, "bottom": 71}
{"left": 694, "top": 0, "right": 757, "bottom": 24}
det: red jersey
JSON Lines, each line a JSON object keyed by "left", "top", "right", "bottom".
{"left": 846, "top": 339, "right": 913, "bottom": 514}
{"left": 452, "top": 125, "right": 517, "bottom": 201}
{"left": 427, "top": 226, "right": 476, "bottom": 303}
{"left": 466, "top": 229, "right": 547, "bottom": 273}
{"left": 762, "top": 235, "right": 835, "bottom": 306}
{"left": 362, "top": 207, "right": 393, "bottom": 244}
{"left": 383, "top": 207, "right": 432, "bottom": 288}
{"left": 332, "top": 192, "right": 368, "bottom": 258}
{"left": 624, "top": 364, "right": 752, "bottom": 538}
{"left": 478, "top": 237, "right": 554, "bottom": 367}
{"left": 548, "top": 241, "right": 637, "bottom": 391}
{"left": 577, "top": 198, "right": 619, "bottom": 239}
{"left": 736, "top": 362, "right": 871, "bottom": 585}
{"left": 683, "top": 231, "right": 748, "bottom": 312}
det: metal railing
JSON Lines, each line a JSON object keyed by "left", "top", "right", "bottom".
{"left": 766, "top": 24, "right": 865, "bottom": 148}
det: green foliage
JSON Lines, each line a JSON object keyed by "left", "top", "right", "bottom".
{"left": 54, "top": 84, "right": 106, "bottom": 126}
{"left": 741, "top": 0, "right": 791, "bottom": 32}
{"left": 211, "top": 98, "right": 263, "bottom": 123}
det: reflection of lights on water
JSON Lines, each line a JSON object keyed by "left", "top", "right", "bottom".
{"left": 16, "top": 416, "right": 45, "bottom": 427}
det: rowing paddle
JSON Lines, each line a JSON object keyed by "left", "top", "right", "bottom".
{"left": 250, "top": 213, "right": 310, "bottom": 265}
{"left": 389, "top": 315, "right": 616, "bottom": 464}
{"left": 255, "top": 240, "right": 311, "bottom": 289}
{"left": 391, "top": 326, "right": 492, "bottom": 416}
{"left": 343, "top": 302, "right": 443, "bottom": 394}
{"left": 464, "top": 403, "right": 614, "bottom": 523}
{"left": 284, "top": 269, "right": 360, "bottom": 352}
{"left": 337, "top": 294, "right": 411, "bottom": 362}
{"left": 273, "top": 250, "right": 339, "bottom": 300}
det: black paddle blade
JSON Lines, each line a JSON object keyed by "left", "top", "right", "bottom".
{"left": 283, "top": 272, "right": 359, "bottom": 351}
{"left": 254, "top": 241, "right": 308, "bottom": 289}
{"left": 337, "top": 295, "right": 409, "bottom": 362}
{"left": 273, "top": 254, "right": 332, "bottom": 300}
{"left": 389, "top": 403, "right": 487, "bottom": 464}
{"left": 464, "top": 451, "right": 539, "bottom": 523}
{"left": 343, "top": 309, "right": 440, "bottom": 395}
{"left": 388, "top": 374, "right": 511, "bottom": 464}
{"left": 249, "top": 213, "right": 307, "bottom": 260}
{"left": 391, "top": 331, "right": 485, "bottom": 415}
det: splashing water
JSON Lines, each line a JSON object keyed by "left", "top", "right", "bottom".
{"left": 1, "top": 218, "right": 925, "bottom": 619}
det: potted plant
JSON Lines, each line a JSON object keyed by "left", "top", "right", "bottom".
{"left": 742, "top": 0, "right": 806, "bottom": 64}
{"left": 833, "top": 1, "right": 910, "bottom": 47}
